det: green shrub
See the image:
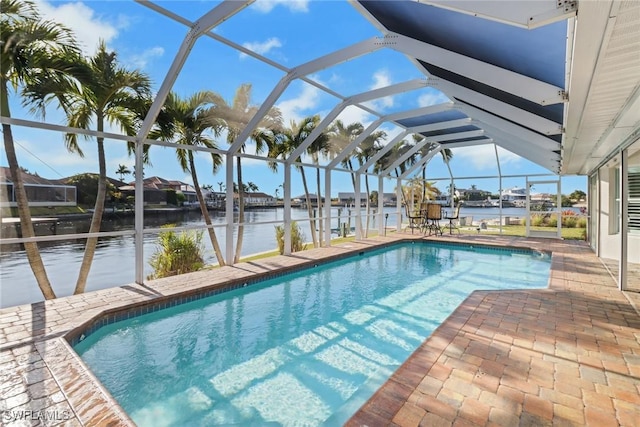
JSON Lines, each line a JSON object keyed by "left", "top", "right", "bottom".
{"left": 165, "top": 188, "right": 178, "bottom": 205}
{"left": 563, "top": 217, "right": 577, "bottom": 228}
{"left": 531, "top": 214, "right": 544, "bottom": 227}
{"left": 576, "top": 217, "right": 587, "bottom": 228}
{"left": 148, "top": 224, "right": 205, "bottom": 279}
{"left": 275, "top": 221, "right": 307, "bottom": 254}
{"left": 547, "top": 215, "right": 558, "bottom": 227}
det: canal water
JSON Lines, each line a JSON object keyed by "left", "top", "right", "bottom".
{"left": 0, "top": 206, "right": 525, "bottom": 308}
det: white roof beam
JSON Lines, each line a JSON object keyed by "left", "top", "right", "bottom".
{"left": 493, "top": 137, "right": 560, "bottom": 172}
{"left": 136, "top": 0, "right": 252, "bottom": 139}
{"left": 286, "top": 100, "right": 349, "bottom": 164}
{"left": 398, "top": 146, "right": 442, "bottom": 179}
{"left": 428, "top": 129, "right": 485, "bottom": 142}
{"left": 481, "top": 123, "right": 562, "bottom": 161}
{"left": 411, "top": 118, "right": 472, "bottom": 134}
{"left": 468, "top": 117, "right": 561, "bottom": 171}
{"left": 327, "top": 119, "right": 385, "bottom": 169}
{"left": 356, "top": 130, "right": 410, "bottom": 173}
{"left": 346, "top": 78, "right": 428, "bottom": 105}
{"left": 327, "top": 102, "right": 454, "bottom": 168}
{"left": 390, "top": 32, "right": 566, "bottom": 106}
{"left": 489, "top": 133, "right": 561, "bottom": 169}
{"left": 380, "top": 130, "right": 484, "bottom": 175}
{"left": 289, "top": 36, "right": 383, "bottom": 79}
{"left": 190, "top": 1, "right": 254, "bottom": 36}
{"left": 380, "top": 141, "right": 424, "bottom": 176}
{"left": 442, "top": 139, "right": 493, "bottom": 149}
{"left": 138, "top": 0, "right": 383, "bottom": 122}
{"left": 415, "top": 0, "right": 577, "bottom": 29}
{"left": 356, "top": 118, "right": 472, "bottom": 174}
{"left": 458, "top": 103, "right": 561, "bottom": 151}
{"left": 476, "top": 120, "right": 560, "bottom": 153}
{"left": 286, "top": 79, "right": 428, "bottom": 163}
{"left": 429, "top": 77, "right": 563, "bottom": 135}
{"left": 228, "top": 36, "right": 385, "bottom": 154}
{"left": 357, "top": 119, "right": 473, "bottom": 174}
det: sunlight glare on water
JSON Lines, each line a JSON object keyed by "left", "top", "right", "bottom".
{"left": 74, "top": 242, "right": 550, "bottom": 426}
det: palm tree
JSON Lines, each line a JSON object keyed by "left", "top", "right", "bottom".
{"left": 151, "top": 91, "right": 226, "bottom": 266}
{"left": 357, "top": 130, "right": 386, "bottom": 236}
{"left": 214, "top": 83, "right": 282, "bottom": 263}
{"left": 1, "top": 0, "right": 82, "bottom": 299}
{"left": 376, "top": 139, "right": 417, "bottom": 214}
{"left": 327, "top": 120, "right": 364, "bottom": 234}
{"left": 115, "top": 164, "right": 131, "bottom": 182}
{"left": 328, "top": 120, "right": 364, "bottom": 190}
{"left": 309, "top": 132, "right": 331, "bottom": 242}
{"left": 271, "top": 116, "right": 329, "bottom": 248}
{"left": 54, "top": 40, "right": 151, "bottom": 294}
{"left": 412, "top": 134, "right": 453, "bottom": 205}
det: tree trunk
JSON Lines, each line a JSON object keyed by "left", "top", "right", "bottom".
{"left": 1, "top": 84, "right": 56, "bottom": 299}
{"left": 190, "top": 152, "right": 225, "bottom": 266}
{"left": 364, "top": 174, "right": 371, "bottom": 238}
{"left": 421, "top": 165, "right": 429, "bottom": 206}
{"left": 315, "top": 165, "right": 323, "bottom": 246}
{"left": 74, "top": 122, "right": 107, "bottom": 294}
{"left": 348, "top": 159, "right": 363, "bottom": 236}
{"left": 233, "top": 156, "right": 245, "bottom": 263}
{"left": 396, "top": 169, "right": 410, "bottom": 218}
{"left": 300, "top": 167, "right": 318, "bottom": 248}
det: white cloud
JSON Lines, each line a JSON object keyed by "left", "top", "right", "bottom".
{"left": 452, "top": 144, "right": 520, "bottom": 171}
{"left": 14, "top": 136, "right": 96, "bottom": 174}
{"left": 36, "top": 0, "right": 121, "bottom": 55}
{"left": 252, "top": 0, "right": 309, "bottom": 13}
{"left": 361, "top": 69, "right": 395, "bottom": 112}
{"left": 240, "top": 38, "right": 282, "bottom": 59}
{"left": 379, "top": 125, "right": 405, "bottom": 142}
{"left": 335, "top": 105, "right": 373, "bottom": 128}
{"left": 371, "top": 69, "right": 394, "bottom": 108}
{"left": 276, "top": 83, "right": 322, "bottom": 124}
{"left": 495, "top": 146, "right": 523, "bottom": 166}
{"left": 418, "top": 90, "right": 451, "bottom": 107}
{"left": 371, "top": 69, "right": 392, "bottom": 90}
{"left": 127, "top": 47, "right": 165, "bottom": 69}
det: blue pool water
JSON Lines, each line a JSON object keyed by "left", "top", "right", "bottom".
{"left": 74, "top": 242, "right": 550, "bottom": 426}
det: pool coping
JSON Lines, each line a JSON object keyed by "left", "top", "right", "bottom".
{"left": 1, "top": 234, "right": 638, "bottom": 426}
{"left": 66, "top": 239, "right": 549, "bottom": 348}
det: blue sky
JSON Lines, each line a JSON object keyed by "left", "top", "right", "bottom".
{"left": 3, "top": 0, "right": 586, "bottom": 197}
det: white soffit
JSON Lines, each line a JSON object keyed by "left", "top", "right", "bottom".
{"left": 563, "top": 0, "right": 640, "bottom": 175}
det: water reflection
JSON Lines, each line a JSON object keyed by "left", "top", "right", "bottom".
{"left": 0, "top": 207, "right": 399, "bottom": 308}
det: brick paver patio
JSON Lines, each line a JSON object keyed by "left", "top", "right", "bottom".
{"left": 1, "top": 234, "right": 638, "bottom": 426}
{"left": 347, "top": 235, "right": 640, "bottom": 426}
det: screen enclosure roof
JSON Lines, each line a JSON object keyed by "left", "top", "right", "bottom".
{"left": 133, "top": 0, "right": 640, "bottom": 179}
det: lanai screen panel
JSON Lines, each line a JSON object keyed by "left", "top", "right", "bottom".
{"left": 357, "top": 0, "right": 568, "bottom": 172}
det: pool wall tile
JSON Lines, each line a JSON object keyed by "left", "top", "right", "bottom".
{"left": 65, "top": 239, "right": 547, "bottom": 347}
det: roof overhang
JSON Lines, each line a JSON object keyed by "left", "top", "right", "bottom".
{"left": 351, "top": 0, "right": 640, "bottom": 176}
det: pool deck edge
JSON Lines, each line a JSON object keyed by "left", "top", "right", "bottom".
{"left": 1, "top": 234, "right": 639, "bottom": 426}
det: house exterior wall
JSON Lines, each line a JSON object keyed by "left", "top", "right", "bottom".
{"left": 594, "top": 149, "right": 640, "bottom": 263}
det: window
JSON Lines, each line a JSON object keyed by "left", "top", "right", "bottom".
{"left": 629, "top": 168, "right": 640, "bottom": 233}
{"left": 610, "top": 168, "right": 620, "bottom": 234}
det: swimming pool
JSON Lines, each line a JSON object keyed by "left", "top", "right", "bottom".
{"left": 73, "top": 242, "right": 550, "bottom": 426}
